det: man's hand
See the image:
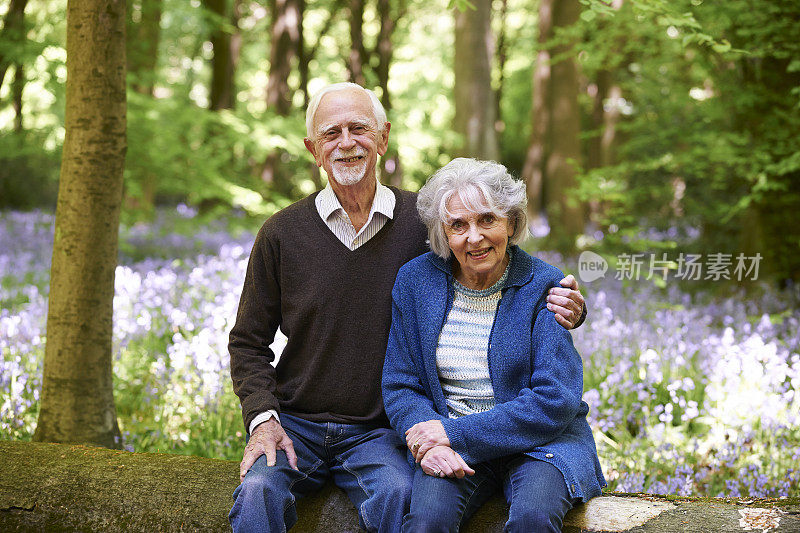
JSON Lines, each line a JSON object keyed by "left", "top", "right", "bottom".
{"left": 547, "top": 274, "right": 585, "bottom": 329}
{"left": 420, "top": 445, "right": 475, "bottom": 479}
{"left": 239, "top": 418, "right": 298, "bottom": 482}
{"left": 406, "top": 420, "right": 450, "bottom": 462}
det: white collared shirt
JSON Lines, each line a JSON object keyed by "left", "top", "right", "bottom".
{"left": 248, "top": 179, "right": 397, "bottom": 435}
{"left": 315, "top": 180, "right": 396, "bottom": 250}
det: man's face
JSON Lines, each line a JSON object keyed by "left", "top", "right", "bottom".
{"left": 304, "top": 88, "right": 390, "bottom": 187}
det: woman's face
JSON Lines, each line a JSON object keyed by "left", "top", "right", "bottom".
{"left": 444, "top": 193, "right": 514, "bottom": 289}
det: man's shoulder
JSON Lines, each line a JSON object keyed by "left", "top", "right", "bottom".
{"left": 258, "top": 193, "right": 318, "bottom": 235}
{"left": 389, "top": 186, "right": 418, "bottom": 201}
{"left": 385, "top": 186, "right": 417, "bottom": 211}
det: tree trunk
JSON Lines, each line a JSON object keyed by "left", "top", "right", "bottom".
{"left": 127, "top": 0, "right": 162, "bottom": 96}
{"left": 453, "top": 0, "right": 499, "bottom": 160}
{"left": 12, "top": 63, "right": 24, "bottom": 132}
{"left": 302, "top": 2, "right": 342, "bottom": 108}
{"left": 204, "top": 0, "right": 240, "bottom": 110}
{"left": 522, "top": 0, "right": 551, "bottom": 216}
{"left": 375, "top": 0, "right": 405, "bottom": 187}
{"left": 266, "top": 0, "right": 302, "bottom": 115}
{"left": 586, "top": 0, "right": 623, "bottom": 172}
{"left": 494, "top": 0, "right": 508, "bottom": 141}
{"left": 522, "top": 0, "right": 584, "bottom": 249}
{"left": 0, "top": 442, "right": 660, "bottom": 533}
{"left": 126, "top": 0, "right": 162, "bottom": 211}
{"left": 0, "top": 0, "right": 29, "bottom": 93}
{"left": 33, "top": 0, "right": 126, "bottom": 449}
{"left": 347, "top": 0, "right": 367, "bottom": 86}
{"left": 262, "top": 0, "right": 303, "bottom": 191}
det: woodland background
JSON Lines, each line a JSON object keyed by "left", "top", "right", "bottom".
{"left": 0, "top": 0, "right": 799, "bottom": 498}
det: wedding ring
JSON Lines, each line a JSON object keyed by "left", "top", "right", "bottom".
{"left": 412, "top": 441, "right": 421, "bottom": 451}
{"left": 432, "top": 469, "right": 441, "bottom": 477}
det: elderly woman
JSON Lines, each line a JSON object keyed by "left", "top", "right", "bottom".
{"left": 382, "top": 158, "right": 605, "bottom": 532}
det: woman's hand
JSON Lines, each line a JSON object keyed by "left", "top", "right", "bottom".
{"left": 406, "top": 420, "right": 450, "bottom": 462}
{"left": 420, "top": 445, "right": 475, "bottom": 479}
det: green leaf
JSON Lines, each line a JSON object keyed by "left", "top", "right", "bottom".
{"left": 712, "top": 39, "right": 731, "bottom": 54}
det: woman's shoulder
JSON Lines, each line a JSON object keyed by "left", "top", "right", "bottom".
{"left": 512, "top": 248, "right": 567, "bottom": 294}
{"left": 530, "top": 255, "right": 566, "bottom": 284}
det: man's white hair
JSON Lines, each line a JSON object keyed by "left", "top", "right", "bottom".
{"left": 305, "top": 82, "right": 387, "bottom": 138}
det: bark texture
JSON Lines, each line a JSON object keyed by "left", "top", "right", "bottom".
{"left": 453, "top": 0, "right": 499, "bottom": 160}
{"left": 12, "top": 63, "right": 24, "bottom": 132}
{"left": 3, "top": 442, "right": 795, "bottom": 533}
{"left": 347, "top": 0, "right": 367, "bottom": 86}
{"left": 266, "top": 0, "right": 302, "bottom": 115}
{"left": 204, "top": 0, "right": 240, "bottom": 110}
{"left": 262, "top": 0, "right": 303, "bottom": 190}
{"left": 33, "top": 0, "right": 127, "bottom": 449}
{"left": 127, "top": 0, "right": 162, "bottom": 96}
{"left": 375, "top": 0, "right": 405, "bottom": 186}
{"left": 0, "top": 0, "right": 29, "bottom": 93}
{"left": 522, "top": 0, "right": 584, "bottom": 249}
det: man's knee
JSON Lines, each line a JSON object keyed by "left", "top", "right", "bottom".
{"left": 231, "top": 467, "right": 298, "bottom": 533}
{"left": 238, "top": 469, "right": 272, "bottom": 494}
{"left": 235, "top": 457, "right": 292, "bottom": 503}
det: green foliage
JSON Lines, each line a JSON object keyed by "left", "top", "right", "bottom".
{"left": 572, "top": 0, "right": 800, "bottom": 282}
{"left": 2, "top": 0, "right": 798, "bottom": 281}
{"left": 0, "top": 131, "right": 59, "bottom": 209}
{"left": 125, "top": 91, "right": 308, "bottom": 216}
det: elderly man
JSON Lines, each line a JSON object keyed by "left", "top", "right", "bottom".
{"left": 228, "top": 82, "right": 587, "bottom": 532}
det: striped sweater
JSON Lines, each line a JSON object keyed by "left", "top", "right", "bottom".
{"left": 436, "top": 259, "right": 510, "bottom": 418}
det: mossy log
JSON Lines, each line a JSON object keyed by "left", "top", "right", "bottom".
{"left": 1, "top": 441, "right": 798, "bottom": 532}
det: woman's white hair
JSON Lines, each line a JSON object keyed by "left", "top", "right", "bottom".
{"left": 417, "top": 158, "right": 528, "bottom": 259}
{"left": 305, "top": 83, "right": 387, "bottom": 138}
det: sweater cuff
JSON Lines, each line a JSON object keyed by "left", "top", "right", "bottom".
{"left": 441, "top": 418, "right": 473, "bottom": 464}
{"left": 574, "top": 302, "right": 587, "bottom": 329}
{"left": 249, "top": 410, "right": 280, "bottom": 435}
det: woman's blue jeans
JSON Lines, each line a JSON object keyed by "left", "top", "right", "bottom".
{"left": 229, "top": 413, "right": 413, "bottom": 533}
{"left": 402, "top": 455, "right": 577, "bottom": 533}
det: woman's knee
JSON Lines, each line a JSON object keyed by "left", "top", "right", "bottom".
{"left": 506, "top": 508, "right": 561, "bottom": 533}
{"left": 402, "top": 510, "right": 457, "bottom": 533}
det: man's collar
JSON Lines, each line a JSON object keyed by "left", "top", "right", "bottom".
{"left": 316, "top": 179, "right": 396, "bottom": 221}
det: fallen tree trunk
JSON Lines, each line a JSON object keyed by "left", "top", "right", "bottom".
{"left": 1, "top": 441, "right": 797, "bottom": 532}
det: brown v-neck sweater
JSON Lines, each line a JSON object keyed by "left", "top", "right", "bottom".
{"left": 229, "top": 187, "right": 430, "bottom": 430}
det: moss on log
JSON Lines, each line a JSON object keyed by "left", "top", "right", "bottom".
{"left": 1, "top": 441, "right": 798, "bottom": 532}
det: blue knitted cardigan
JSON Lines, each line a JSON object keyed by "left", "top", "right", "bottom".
{"left": 381, "top": 246, "right": 607, "bottom": 502}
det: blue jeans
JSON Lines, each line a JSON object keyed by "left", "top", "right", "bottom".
{"left": 229, "top": 413, "right": 413, "bottom": 533}
{"left": 402, "top": 455, "right": 576, "bottom": 533}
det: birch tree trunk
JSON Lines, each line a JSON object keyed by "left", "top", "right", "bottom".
{"left": 33, "top": 0, "right": 126, "bottom": 448}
